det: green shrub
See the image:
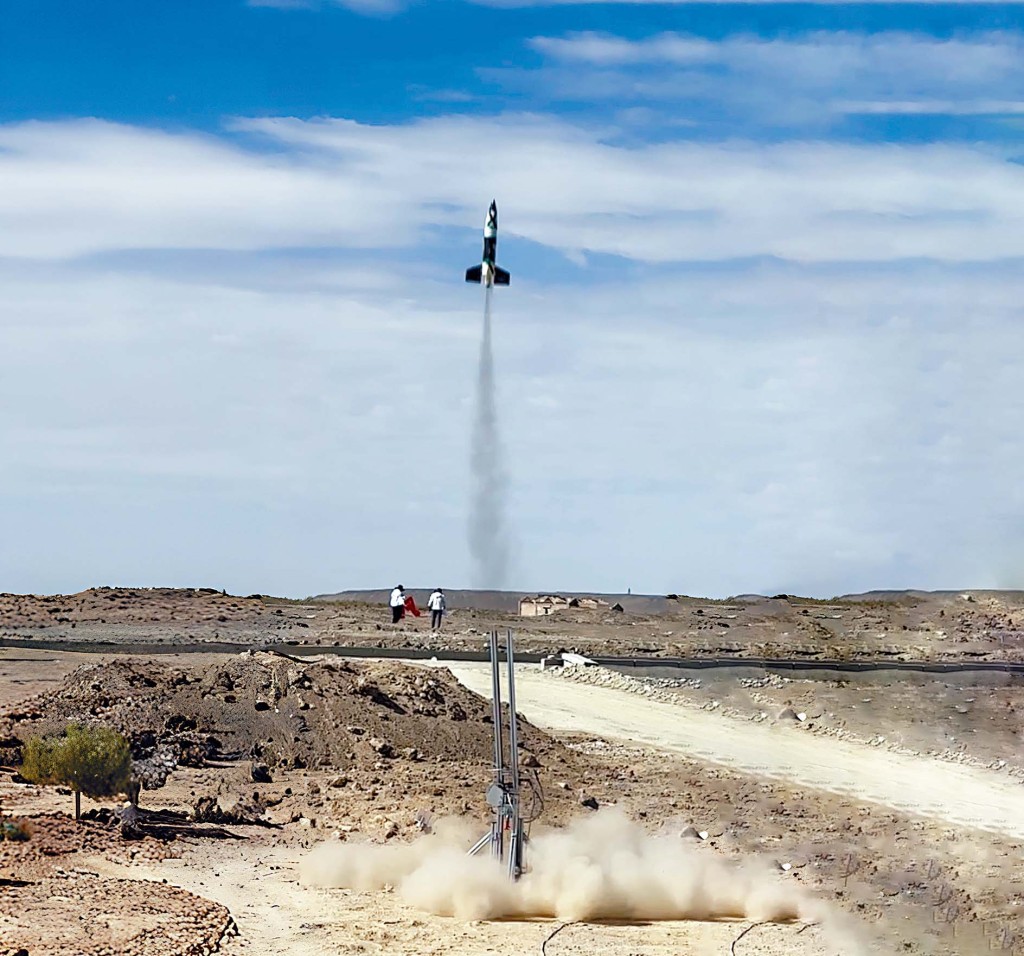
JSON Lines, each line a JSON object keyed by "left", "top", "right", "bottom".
{"left": 19, "top": 724, "right": 132, "bottom": 820}
{"left": 20, "top": 736, "right": 60, "bottom": 786}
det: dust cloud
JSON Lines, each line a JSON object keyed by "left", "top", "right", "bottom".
{"left": 468, "top": 285, "right": 510, "bottom": 588}
{"left": 302, "top": 810, "right": 825, "bottom": 924}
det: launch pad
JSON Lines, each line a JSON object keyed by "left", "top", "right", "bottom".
{"left": 468, "top": 629, "right": 531, "bottom": 880}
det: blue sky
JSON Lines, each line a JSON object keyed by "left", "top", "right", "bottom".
{"left": 2, "top": 0, "right": 1023, "bottom": 598}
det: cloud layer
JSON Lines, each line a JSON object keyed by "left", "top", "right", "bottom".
{"left": 3, "top": 244, "right": 1021, "bottom": 594}
{"left": 3, "top": 19, "right": 1023, "bottom": 596}
{"left": 518, "top": 31, "right": 1024, "bottom": 125}
{"left": 4, "top": 116, "right": 1024, "bottom": 265}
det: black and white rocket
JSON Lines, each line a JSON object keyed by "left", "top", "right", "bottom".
{"left": 465, "top": 200, "right": 510, "bottom": 288}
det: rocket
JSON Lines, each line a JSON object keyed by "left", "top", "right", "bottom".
{"left": 465, "top": 200, "right": 510, "bottom": 288}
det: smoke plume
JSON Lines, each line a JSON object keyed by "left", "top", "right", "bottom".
{"left": 301, "top": 810, "right": 825, "bottom": 924}
{"left": 468, "top": 286, "right": 510, "bottom": 588}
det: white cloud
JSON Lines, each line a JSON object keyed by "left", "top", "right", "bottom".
{"left": 2, "top": 255, "right": 1021, "bottom": 596}
{"left": 482, "top": 0, "right": 1024, "bottom": 5}
{"left": 520, "top": 31, "right": 1024, "bottom": 120}
{"left": 3, "top": 113, "right": 1023, "bottom": 596}
{"left": 4, "top": 116, "right": 1024, "bottom": 266}
{"left": 331, "top": 0, "right": 405, "bottom": 11}
{"left": 251, "top": 0, "right": 1024, "bottom": 10}
{"left": 530, "top": 29, "right": 1023, "bottom": 75}
{"left": 836, "top": 100, "right": 1024, "bottom": 115}
{"left": 0, "top": 119, "right": 415, "bottom": 259}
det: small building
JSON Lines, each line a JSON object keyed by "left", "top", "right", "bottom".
{"left": 518, "top": 594, "right": 610, "bottom": 617}
{"left": 519, "top": 595, "right": 572, "bottom": 617}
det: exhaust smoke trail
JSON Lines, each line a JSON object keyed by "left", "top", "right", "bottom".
{"left": 469, "top": 286, "right": 510, "bottom": 588}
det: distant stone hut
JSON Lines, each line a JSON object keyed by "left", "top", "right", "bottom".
{"left": 519, "top": 595, "right": 570, "bottom": 617}
{"left": 518, "top": 595, "right": 609, "bottom": 617}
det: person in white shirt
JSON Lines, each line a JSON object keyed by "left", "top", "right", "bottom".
{"left": 427, "top": 588, "right": 446, "bottom": 631}
{"left": 389, "top": 585, "right": 406, "bottom": 624}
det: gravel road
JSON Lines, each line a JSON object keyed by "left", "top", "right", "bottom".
{"left": 445, "top": 662, "right": 1024, "bottom": 840}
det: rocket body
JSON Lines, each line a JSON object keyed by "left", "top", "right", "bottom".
{"left": 466, "top": 201, "right": 510, "bottom": 288}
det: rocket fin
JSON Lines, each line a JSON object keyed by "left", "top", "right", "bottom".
{"left": 465, "top": 265, "right": 483, "bottom": 284}
{"left": 494, "top": 267, "right": 510, "bottom": 286}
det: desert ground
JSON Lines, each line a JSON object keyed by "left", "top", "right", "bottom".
{"left": 1, "top": 588, "right": 1022, "bottom": 956}
{"left": 2, "top": 585, "right": 1023, "bottom": 663}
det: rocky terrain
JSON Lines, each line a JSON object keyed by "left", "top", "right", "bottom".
{"left": 0, "top": 652, "right": 579, "bottom": 806}
{"left": 0, "top": 652, "right": 590, "bottom": 956}
{"left": 0, "top": 812, "right": 235, "bottom": 956}
{"left": 3, "top": 693, "right": 1021, "bottom": 955}
{"left": 2, "top": 586, "right": 1024, "bottom": 663}
{"left": 0, "top": 587, "right": 1021, "bottom": 956}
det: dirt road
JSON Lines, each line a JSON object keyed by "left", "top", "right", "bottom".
{"left": 444, "top": 663, "right": 1024, "bottom": 840}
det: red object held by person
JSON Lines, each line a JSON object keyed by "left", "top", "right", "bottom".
{"left": 404, "top": 595, "right": 421, "bottom": 617}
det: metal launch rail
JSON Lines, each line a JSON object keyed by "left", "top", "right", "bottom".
{"left": 467, "top": 629, "right": 526, "bottom": 880}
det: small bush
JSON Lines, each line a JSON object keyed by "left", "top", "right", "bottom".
{"left": 20, "top": 724, "right": 132, "bottom": 819}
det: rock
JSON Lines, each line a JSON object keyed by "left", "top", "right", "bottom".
{"left": 251, "top": 762, "right": 273, "bottom": 783}
{"left": 521, "top": 753, "right": 541, "bottom": 768}
{"left": 195, "top": 796, "right": 226, "bottom": 823}
{"left": 369, "top": 738, "right": 395, "bottom": 758}
{"left": 580, "top": 794, "right": 599, "bottom": 811}
{"left": 415, "top": 809, "right": 433, "bottom": 832}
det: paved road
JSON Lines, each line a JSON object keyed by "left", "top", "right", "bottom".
{"left": 2, "top": 637, "right": 1022, "bottom": 675}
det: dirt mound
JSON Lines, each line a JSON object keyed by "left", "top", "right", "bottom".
{"left": 0, "top": 652, "right": 564, "bottom": 774}
{"left": 0, "top": 870, "right": 235, "bottom": 956}
{"left": 0, "top": 585, "right": 267, "bottom": 628}
{"left": 0, "top": 813, "right": 174, "bottom": 880}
